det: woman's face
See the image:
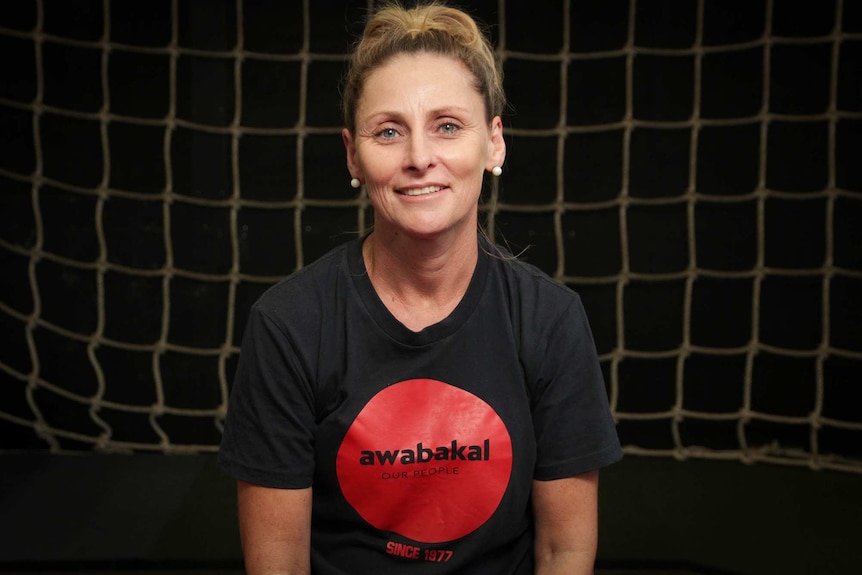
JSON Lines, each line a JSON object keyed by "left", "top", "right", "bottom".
{"left": 343, "top": 52, "right": 505, "bottom": 241}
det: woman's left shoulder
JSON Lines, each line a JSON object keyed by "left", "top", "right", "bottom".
{"left": 490, "top": 250, "right": 582, "bottom": 308}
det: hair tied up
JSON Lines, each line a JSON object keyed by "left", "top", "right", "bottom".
{"left": 342, "top": 1, "right": 505, "bottom": 132}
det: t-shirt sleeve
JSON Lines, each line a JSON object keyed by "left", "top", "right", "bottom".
{"left": 529, "top": 294, "right": 622, "bottom": 480}
{"left": 218, "top": 303, "right": 317, "bottom": 488}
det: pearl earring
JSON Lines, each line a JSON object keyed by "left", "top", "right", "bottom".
{"left": 350, "top": 178, "right": 361, "bottom": 189}
{"left": 492, "top": 166, "right": 502, "bottom": 176}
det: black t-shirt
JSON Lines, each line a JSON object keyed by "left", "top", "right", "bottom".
{"left": 219, "top": 236, "right": 622, "bottom": 574}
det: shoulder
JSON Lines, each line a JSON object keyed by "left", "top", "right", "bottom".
{"left": 481, "top": 242, "right": 594, "bottom": 363}
{"left": 250, "top": 239, "right": 357, "bottom": 327}
{"left": 484, "top": 241, "right": 583, "bottom": 318}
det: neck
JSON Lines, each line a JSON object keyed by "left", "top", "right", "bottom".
{"left": 363, "top": 229, "right": 479, "bottom": 331}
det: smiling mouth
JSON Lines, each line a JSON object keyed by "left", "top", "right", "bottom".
{"left": 397, "top": 185, "right": 446, "bottom": 196}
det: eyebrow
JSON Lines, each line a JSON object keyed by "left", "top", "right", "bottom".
{"left": 362, "top": 106, "right": 475, "bottom": 124}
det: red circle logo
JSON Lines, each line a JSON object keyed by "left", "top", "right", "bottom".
{"left": 336, "top": 378, "right": 513, "bottom": 543}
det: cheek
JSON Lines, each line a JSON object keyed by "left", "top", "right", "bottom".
{"left": 454, "top": 155, "right": 488, "bottom": 194}
{"left": 357, "top": 149, "right": 399, "bottom": 183}
{"left": 455, "top": 137, "right": 490, "bottom": 167}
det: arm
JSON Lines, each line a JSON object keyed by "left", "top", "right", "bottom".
{"left": 237, "top": 481, "right": 312, "bottom": 575}
{"left": 532, "top": 471, "right": 600, "bottom": 575}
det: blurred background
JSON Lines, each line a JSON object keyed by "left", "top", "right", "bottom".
{"left": 0, "top": 0, "right": 860, "bottom": 573}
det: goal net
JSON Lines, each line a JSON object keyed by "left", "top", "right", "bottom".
{"left": 0, "top": 0, "right": 860, "bottom": 473}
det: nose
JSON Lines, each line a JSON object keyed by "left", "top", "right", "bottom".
{"left": 405, "top": 131, "right": 435, "bottom": 173}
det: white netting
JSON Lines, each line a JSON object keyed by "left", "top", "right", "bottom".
{"left": 0, "top": 0, "right": 860, "bottom": 472}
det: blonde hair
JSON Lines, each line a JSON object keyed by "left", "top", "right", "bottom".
{"left": 342, "top": 1, "right": 505, "bottom": 132}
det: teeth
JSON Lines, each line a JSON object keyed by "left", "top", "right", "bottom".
{"left": 401, "top": 186, "right": 443, "bottom": 196}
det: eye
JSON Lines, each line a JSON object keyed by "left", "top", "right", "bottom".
{"left": 439, "top": 122, "right": 461, "bottom": 135}
{"left": 375, "top": 127, "right": 400, "bottom": 140}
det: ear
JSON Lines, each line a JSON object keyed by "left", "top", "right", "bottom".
{"left": 485, "top": 116, "right": 506, "bottom": 173}
{"left": 342, "top": 128, "right": 363, "bottom": 180}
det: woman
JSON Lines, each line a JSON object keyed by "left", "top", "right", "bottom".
{"left": 218, "top": 3, "right": 622, "bottom": 574}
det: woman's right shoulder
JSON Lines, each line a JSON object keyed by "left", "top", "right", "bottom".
{"left": 250, "top": 240, "right": 355, "bottom": 326}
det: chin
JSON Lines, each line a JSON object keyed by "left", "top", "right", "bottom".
{"left": 401, "top": 219, "right": 477, "bottom": 241}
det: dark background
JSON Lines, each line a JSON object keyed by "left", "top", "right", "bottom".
{"left": 0, "top": 0, "right": 860, "bottom": 573}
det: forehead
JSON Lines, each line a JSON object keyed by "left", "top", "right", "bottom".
{"left": 357, "top": 52, "right": 484, "bottom": 118}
